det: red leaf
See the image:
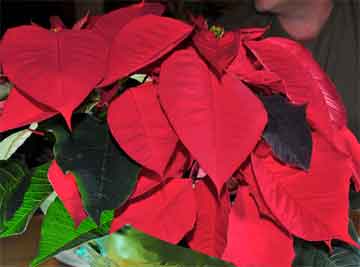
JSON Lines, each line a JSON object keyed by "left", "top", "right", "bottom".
{"left": 129, "top": 143, "right": 191, "bottom": 201}
{"left": 129, "top": 168, "right": 163, "bottom": 201}
{"left": 110, "top": 178, "right": 196, "bottom": 244}
{"left": 251, "top": 132, "right": 355, "bottom": 245}
{"left": 223, "top": 186, "right": 294, "bottom": 267}
{"left": 0, "top": 26, "right": 108, "bottom": 128}
{"left": 245, "top": 37, "right": 347, "bottom": 140}
{"left": 0, "top": 88, "right": 56, "bottom": 132}
{"left": 187, "top": 177, "right": 231, "bottom": 258}
{"left": 336, "top": 127, "right": 360, "bottom": 191}
{"left": 158, "top": 48, "right": 267, "bottom": 193}
{"left": 72, "top": 12, "right": 90, "bottom": 30}
{"left": 99, "top": 15, "right": 193, "bottom": 87}
{"left": 241, "top": 159, "right": 280, "bottom": 225}
{"left": 48, "top": 160, "right": 88, "bottom": 226}
{"left": 92, "top": 2, "right": 165, "bottom": 42}
{"left": 192, "top": 30, "right": 239, "bottom": 74}
{"left": 108, "top": 82, "right": 179, "bottom": 176}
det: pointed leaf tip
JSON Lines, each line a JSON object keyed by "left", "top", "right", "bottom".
{"left": 48, "top": 161, "right": 87, "bottom": 226}
{"left": 159, "top": 48, "right": 267, "bottom": 193}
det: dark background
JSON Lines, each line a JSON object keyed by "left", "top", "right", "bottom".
{"left": 0, "top": 0, "right": 151, "bottom": 35}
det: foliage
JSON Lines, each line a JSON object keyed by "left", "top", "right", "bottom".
{"left": 0, "top": 1, "right": 359, "bottom": 267}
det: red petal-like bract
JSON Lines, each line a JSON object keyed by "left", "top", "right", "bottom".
{"left": 73, "top": 12, "right": 90, "bottom": 30}
{"left": 252, "top": 132, "right": 355, "bottom": 245}
{"left": 100, "top": 15, "right": 193, "bottom": 87}
{"left": 129, "top": 143, "right": 191, "bottom": 200}
{"left": 159, "top": 48, "right": 267, "bottom": 192}
{"left": 0, "top": 26, "right": 108, "bottom": 128}
{"left": 193, "top": 30, "right": 239, "bottom": 74}
{"left": 223, "top": 186, "right": 294, "bottom": 267}
{"left": 337, "top": 127, "right": 360, "bottom": 191}
{"left": 245, "top": 37, "right": 347, "bottom": 140}
{"left": 0, "top": 88, "right": 56, "bottom": 132}
{"left": 129, "top": 168, "right": 163, "bottom": 201}
{"left": 48, "top": 160, "right": 88, "bottom": 226}
{"left": 108, "top": 82, "right": 179, "bottom": 176}
{"left": 241, "top": 159, "right": 279, "bottom": 224}
{"left": 187, "top": 177, "right": 230, "bottom": 258}
{"left": 110, "top": 178, "right": 196, "bottom": 244}
{"left": 91, "top": 1, "right": 165, "bottom": 42}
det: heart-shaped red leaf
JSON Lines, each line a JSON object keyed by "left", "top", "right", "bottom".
{"left": 100, "top": 15, "right": 193, "bottom": 87}
{"left": 0, "top": 88, "right": 56, "bottom": 132}
{"left": 0, "top": 26, "right": 108, "bottom": 128}
{"left": 245, "top": 38, "right": 347, "bottom": 141}
{"left": 92, "top": 2, "right": 165, "bottom": 42}
{"left": 108, "top": 82, "right": 179, "bottom": 176}
{"left": 159, "top": 48, "right": 267, "bottom": 192}
{"left": 48, "top": 160, "right": 88, "bottom": 226}
{"left": 223, "top": 186, "right": 294, "bottom": 267}
{"left": 193, "top": 30, "right": 239, "bottom": 74}
{"left": 252, "top": 132, "right": 355, "bottom": 245}
{"left": 186, "top": 177, "right": 230, "bottom": 258}
{"left": 110, "top": 178, "right": 196, "bottom": 244}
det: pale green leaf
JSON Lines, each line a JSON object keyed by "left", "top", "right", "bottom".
{"left": 0, "top": 123, "right": 38, "bottom": 160}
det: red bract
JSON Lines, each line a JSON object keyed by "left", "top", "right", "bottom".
{"left": 159, "top": 48, "right": 267, "bottom": 193}
{"left": 244, "top": 37, "right": 347, "bottom": 141}
{"left": 91, "top": 1, "right": 165, "bottom": 42}
{"left": 108, "top": 82, "right": 179, "bottom": 176}
{"left": 251, "top": 132, "right": 356, "bottom": 247}
{"left": 48, "top": 160, "right": 88, "bottom": 226}
{"left": 110, "top": 178, "right": 196, "bottom": 244}
{"left": 336, "top": 127, "right": 360, "bottom": 191}
{"left": 0, "top": 26, "right": 108, "bottom": 128}
{"left": 0, "top": 88, "right": 56, "bottom": 132}
{"left": 186, "top": 177, "right": 230, "bottom": 258}
{"left": 193, "top": 27, "right": 239, "bottom": 74}
{"left": 223, "top": 186, "right": 295, "bottom": 267}
{"left": 99, "top": 15, "right": 193, "bottom": 87}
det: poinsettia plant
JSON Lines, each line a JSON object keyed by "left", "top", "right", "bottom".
{"left": 1, "top": 1, "right": 360, "bottom": 267}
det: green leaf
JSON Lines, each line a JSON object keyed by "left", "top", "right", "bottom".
{"left": 0, "top": 82, "right": 12, "bottom": 100}
{"left": 0, "top": 123, "right": 38, "bottom": 160}
{"left": 0, "top": 163, "right": 52, "bottom": 237}
{"left": 49, "top": 114, "right": 140, "bottom": 224}
{"left": 83, "top": 226, "right": 235, "bottom": 267}
{"left": 293, "top": 238, "right": 360, "bottom": 267}
{"left": 0, "top": 160, "right": 30, "bottom": 229}
{"left": 30, "top": 198, "right": 113, "bottom": 267}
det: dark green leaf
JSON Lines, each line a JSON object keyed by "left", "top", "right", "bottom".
{"left": 30, "top": 198, "right": 113, "bottom": 267}
{"left": 50, "top": 114, "right": 140, "bottom": 224}
{"left": 0, "top": 163, "right": 52, "bottom": 237}
{"left": 84, "top": 226, "right": 235, "bottom": 267}
{"left": 293, "top": 222, "right": 360, "bottom": 267}
{"left": 260, "top": 94, "right": 312, "bottom": 170}
{"left": 0, "top": 160, "right": 29, "bottom": 229}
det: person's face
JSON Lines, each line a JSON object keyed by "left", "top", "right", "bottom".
{"left": 254, "top": 0, "right": 302, "bottom": 13}
{"left": 254, "top": 0, "right": 289, "bottom": 12}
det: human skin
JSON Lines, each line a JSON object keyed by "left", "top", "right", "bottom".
{"left": 254, "top": 0, "right": 333, "bottom": 40}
